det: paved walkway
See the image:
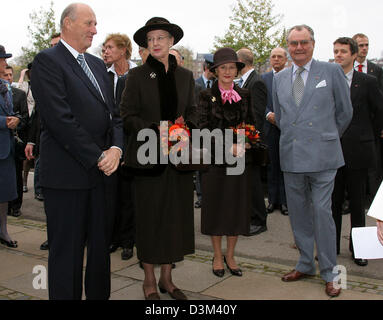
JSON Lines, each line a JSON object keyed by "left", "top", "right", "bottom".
{"left": 1, "top": 216, "right": 383, "bottom": 300}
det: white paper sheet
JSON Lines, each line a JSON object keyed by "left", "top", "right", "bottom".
{"left": 352, "top": 227, "right": 383, "bottom": 259}
{"left": 367, "top": 182, "right": 383, "bottom": 221}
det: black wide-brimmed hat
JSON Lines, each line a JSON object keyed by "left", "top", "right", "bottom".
{"left": 133, "top": 17, "right": 183, "bottom": 48}
{"left": 210, "top": 48, "right": 245, "bottom": 72}
{"left": 0, "top": 45, "right": 12, "bottom": 59}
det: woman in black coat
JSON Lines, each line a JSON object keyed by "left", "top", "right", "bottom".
{"left": 0, "top": 46, "right": 18, "bottom": 248}
{"left": 197, "top": 48, "right": 258, "bottom": 278}
{"left": 120, "top": 18, "right": 196, "bottom": 300}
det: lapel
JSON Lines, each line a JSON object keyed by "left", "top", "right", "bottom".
{"left": 350, "top": 70, "right": 361, "bottom": 103}
{"left": 0, "top": 94, "right": 6, "bottom": 115}
{"left": 367, "top": 61, "right": 377, "bottom": 76}
{"left": 243, "top": 70, "right": 255, "bottom": 88}
{"left": 59, "top": 43, "right": 106, "bottom": 106}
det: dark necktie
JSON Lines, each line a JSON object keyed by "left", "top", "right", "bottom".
{"left": 358, "top": 64, "right": 363, "bottom": 73}
{"left": 206, "top": 80, "right": 211, "bottom": 89}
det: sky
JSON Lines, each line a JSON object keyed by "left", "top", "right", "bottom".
{"left": 3, "top": 0, "right": 383, "bottom": 63}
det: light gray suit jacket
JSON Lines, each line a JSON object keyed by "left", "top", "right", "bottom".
{"left": 272, "top": 59, "right": 353, "bottom": 173}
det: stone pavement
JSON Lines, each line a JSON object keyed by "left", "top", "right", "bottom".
{"left": 1, "top": 173, "right": 383, "bottom": 300}
{"left": 1, "top": 216, "right": 383, "bottom": 301}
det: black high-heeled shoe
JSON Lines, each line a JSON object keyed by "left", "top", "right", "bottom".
{"left": 224, "top": 256, "right": 242, "bottom": 277}
{"left": 212, "top": 257, "right": 225, "bottom": 278}
{"left": 158, "top": 282, "right": 187, "bottom": 300}
{"left": 0, "top": 237, "right": 18, "bottom": 248}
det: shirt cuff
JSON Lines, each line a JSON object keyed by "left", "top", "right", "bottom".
{"left": 110, "top": 146, "right": 123, "bottom": 158}
{"left": 266, "top": 112, "right": 273, "bottom": 120}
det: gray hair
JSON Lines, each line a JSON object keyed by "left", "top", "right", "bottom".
{"left": 286, "top": 25, "right": 315, "bottom": 42}
{"left": 60, "top": 3, "right": 79, "bottom": 30}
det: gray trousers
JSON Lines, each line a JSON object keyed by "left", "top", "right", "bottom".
{"left": 284, "top": 170, "right": 338, "bottom": 282}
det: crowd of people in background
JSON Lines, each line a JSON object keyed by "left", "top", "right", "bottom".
{"left": 1, "top": 2, "right": 383, "bottom": 300}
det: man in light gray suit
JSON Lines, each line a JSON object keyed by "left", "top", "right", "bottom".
{"left": 272, "top": 25, "right": 353, "bottom": 297}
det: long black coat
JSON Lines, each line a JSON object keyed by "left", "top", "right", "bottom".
{"left": 120, "top": 54, "right": 197, "bottom": 172}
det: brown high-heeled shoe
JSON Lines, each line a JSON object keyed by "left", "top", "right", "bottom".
{"left": 158, "top": 281, "right": 187, "bottom": 300}
{"left": 142, "top": 285, "right": 160, "bottom": 300}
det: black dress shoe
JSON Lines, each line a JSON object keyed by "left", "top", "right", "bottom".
{"left": 266, "top": 203, "right": 276, "bottom": 213}
{"left": 224, "top": 256, "right": 242, "bottom": 277}
{"left": 40, "top": 240, "right": 49, "bottom": 250}
{"left": 35, "top": 193, "right": 44, "bottom": 201}
{"left": 121, "top": 247, "right": 134, "bottom": 260}
{"left": 109, "top": 243, "right": 120, "bottom": 253}
{"left": 354, "top": 258, "right": 368, "bottom": 266}
{"left": 281, "top": 204, "right": 288, "bottom": 216}
{"left": 194, "top": 200, "right": 201, "bottom": 208}
{"left": 212, "top": 258, "right": 225, "bottom": 277}
{"left": 10, "top": 209, "right": 21, "bottom": 217}
{"left": 246, "top": 224, "right": 267, "bottom": 236}
{"left": 0, "top": 237, "right": 18, "bottom": 248}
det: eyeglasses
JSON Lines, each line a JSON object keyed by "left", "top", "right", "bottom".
{"left": 288, "top": 40, "right": 312, "bottom": 47}
{"left": 147, "top": 35, "right": 170, "bottom": 43}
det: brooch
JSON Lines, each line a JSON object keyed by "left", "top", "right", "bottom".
{"left": 150, "top": 72, "right": 157, "bottom": 79}
{"left": 211, "top": 96, "right": 216, "bottom": 102}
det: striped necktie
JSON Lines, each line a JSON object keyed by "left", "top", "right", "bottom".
{"left": 77, "top": 54, "right": 103, "bottom": 98}
{"left": 293, "top": 67, "right": 305, "bottom": 106}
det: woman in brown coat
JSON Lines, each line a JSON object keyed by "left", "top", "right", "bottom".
{"left": 197, "top": 48, "right": 258, "bottom": 278}
{"left": 120, "top": 17, "right": 196, "bottom": 300}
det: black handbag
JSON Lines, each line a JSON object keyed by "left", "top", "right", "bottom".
{"left": 251, "top": 142, "right": 269, "bottom": 167}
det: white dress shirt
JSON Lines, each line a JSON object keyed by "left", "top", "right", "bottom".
{"left": 354, "top": 59, "right": 368, "bottom": 74}
{"left": 292, "top": 59, "right": 313, "bottom": 86}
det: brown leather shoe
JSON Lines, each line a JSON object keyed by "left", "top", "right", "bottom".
{"left": 282, "top": 270, "right": 311, "bottom": 282}
{"left": 325, "top": 282, "right": 341, "bottom": 297}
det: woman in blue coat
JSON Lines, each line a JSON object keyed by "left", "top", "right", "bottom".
{"left": 0, "top": 45, "right": 18, "bottom": 248}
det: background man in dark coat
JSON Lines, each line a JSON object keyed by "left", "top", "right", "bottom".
{"left": 262, "top": 48, "right": 289, "bottom": 216}
{"left": 332, "top": 37, "right": 383, "bottom": 267}
{"left": 352, "top": 33, "right": 383, "bottom": 206}
{"left": 237, "top": 48, "right": 268, "bottom": 236}
{"left": 31, "top": 3, "right": 123, "bottom": 300}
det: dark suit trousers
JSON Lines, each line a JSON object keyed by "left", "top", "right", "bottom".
{"left": 44, "top": 185, "right": 111, "bottom": 300}
{"left": 266, "top": 126, "right": 286, "bottom": 206}
{"left": 111, "top": 167, "right": 135, "bottom": 248}
{"left": 332, "top": 167, "right": 367, "bottom": 254}
{"left": 250, "top": 165, "right": 267, "bottom": 226}
{"left": 8, "top": 158, "right": 23, "bottom": 210}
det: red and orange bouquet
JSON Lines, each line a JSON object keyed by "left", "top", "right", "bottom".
{"left": 160, "top": 116, "right": 191, "bottom": 156}
{"left": 230, "top": 123, "right": 261, "bottom": 145}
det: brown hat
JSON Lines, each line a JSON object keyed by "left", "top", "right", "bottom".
{"left": 133, "top": 17, "right": 183, "bottom": 48}
{"left": 210, "top": 48, "right": 245, "bottom": 72}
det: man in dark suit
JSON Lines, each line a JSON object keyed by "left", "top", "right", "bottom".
{"left": 237, "top": 48, "right": 268, "bottom": 236}
{"left": 1, "top": 66, "right": 28, "bottom": 217}
{"left": 31, "top": 3, "right": 123, "bottom": 300}
{"left": 262, "top": 48, "right": 288, "bottom": 216}
{"left": 352, "top": 33, "right": 383, "bottom": 205}
{"left": 193, "top": 54, "right": 215, "bottom": 209}
{"left": 332, "top": 37, "right": 383, "bottom": 266}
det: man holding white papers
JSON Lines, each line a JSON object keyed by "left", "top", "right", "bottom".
{"left": 367, "top": 182, "right": 383, "bottom": 246}
{"left": 332, "top": 37, "right": 383, "bottom": 266}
